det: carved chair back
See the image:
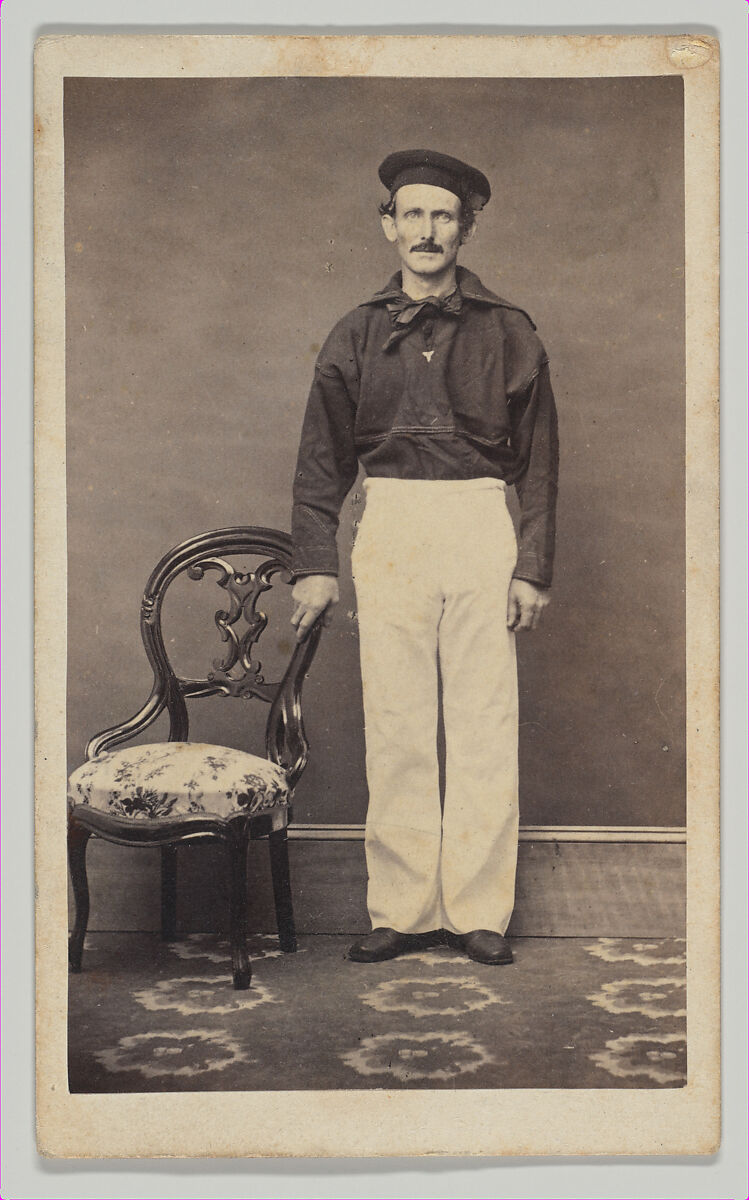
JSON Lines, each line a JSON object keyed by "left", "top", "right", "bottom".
{"left": 87, "top": 527, "right": 322, "bottom": 788}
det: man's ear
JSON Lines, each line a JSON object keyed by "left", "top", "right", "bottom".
{"left": 380, "top": 213, "right": 398, "bottom": 244}
{"left": 460, "top": 220, "right": 477, "bottom": 245}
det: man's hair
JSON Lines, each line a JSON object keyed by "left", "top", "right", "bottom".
{"left": 378, "top": 192, "right": 477, "bottom": 243}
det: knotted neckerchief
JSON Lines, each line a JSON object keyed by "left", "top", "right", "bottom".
{"left": 382, "top": 286, "right": 463, "bottom": 352}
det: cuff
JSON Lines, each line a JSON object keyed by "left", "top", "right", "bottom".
{"left": 291, "top": 568, "right": 339, "bottom": 583}
{"left": 512, "top": 554, "right": 552, "bottom": 589}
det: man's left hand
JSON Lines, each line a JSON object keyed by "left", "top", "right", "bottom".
{"left": 506, "top": 579, "right": 550, "bottom": 632}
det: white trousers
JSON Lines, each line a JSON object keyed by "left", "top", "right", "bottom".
{"left": 351, "top": 477, "right": 519, "bottom": 936}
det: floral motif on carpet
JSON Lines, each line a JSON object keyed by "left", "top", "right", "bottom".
{"left": 341, "top": 1031, "right": 494, "bottom": 1082}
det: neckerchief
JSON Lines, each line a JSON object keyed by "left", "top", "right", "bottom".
{"left": 382, "top": 286, "right": 463, "bottom": 352}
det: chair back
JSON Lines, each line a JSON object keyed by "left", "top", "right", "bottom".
{"left": 87, "top": 527, "right": 322, "bottom": 787}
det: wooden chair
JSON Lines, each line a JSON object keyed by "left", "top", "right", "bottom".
{"left": 67, "top": 527, "right": 323, "bottom": 989}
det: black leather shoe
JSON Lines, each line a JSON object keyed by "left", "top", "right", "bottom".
{"left": 348, "top": 927, "right": 411, "bottom": 963}
{"left": 451, "top": 929, "right": 513, "bottom": 965}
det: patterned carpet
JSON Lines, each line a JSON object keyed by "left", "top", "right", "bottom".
{"left": 68, "top": 933, "right": 686, "bottom": 1092}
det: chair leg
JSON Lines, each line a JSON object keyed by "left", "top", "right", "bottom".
{"left": 228, "top": 832, "right": 252, "bottom": 990}
{"left": 68, "top": 822, "right": 92, "bottom": 972}
{"left": 269, "top": 828, "right": 297, "bottom": 953}
{"left": 160, "top": 845, "right": 178, "bottom": 941}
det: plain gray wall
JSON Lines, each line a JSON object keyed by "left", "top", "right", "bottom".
{"left": 65, "top": 74, "right": 686, "bottom": 831}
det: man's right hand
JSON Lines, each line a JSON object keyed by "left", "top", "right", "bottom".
{"left": 290, "top": 574, "right": 340, "bottom": 642}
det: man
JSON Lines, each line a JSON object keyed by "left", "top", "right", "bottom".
{"left": 290, "top": 149, "right": 558, "bottom": 965}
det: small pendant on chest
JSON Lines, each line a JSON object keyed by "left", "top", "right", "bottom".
{"left": 422, "top": 350, "right": 435, "bottom": 363}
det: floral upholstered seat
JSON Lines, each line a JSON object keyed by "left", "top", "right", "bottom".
{"left": 68, "top": 743, "right": 290, "bottom": 822}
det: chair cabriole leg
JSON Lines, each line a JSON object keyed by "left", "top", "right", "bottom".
{"left": 68, "top": 821, "right": 92, "bottom": 972}
{"left": 268, "top": 828, "right": 297, "bottom": 953}
{"left": 228, "top": 831, "right": 251, "bottom": 989}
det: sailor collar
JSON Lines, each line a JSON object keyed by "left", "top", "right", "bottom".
{"left": 359, "top": 266, "right": 537, "bottom": 330}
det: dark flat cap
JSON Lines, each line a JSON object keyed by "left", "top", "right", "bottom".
{"left": 378, "top": 149, "right": 491, "bottom": 210}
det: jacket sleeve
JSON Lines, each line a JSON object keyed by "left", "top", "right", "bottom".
{"left": 291, "top": 361, "right": 359, "bottom": 578}
{"left": 509, "top": 360, "right": 559, "bottom": 588}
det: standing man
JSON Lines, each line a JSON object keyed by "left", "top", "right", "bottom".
{"left": 290, "top": 150, "right": 558, "bottom": 965}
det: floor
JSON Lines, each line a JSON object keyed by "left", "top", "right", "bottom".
{"left": 76, "top": 839, "right": 687, "bottom": 937}
{"left": 68, "top": 932, "right": 687, "bottom": 1093}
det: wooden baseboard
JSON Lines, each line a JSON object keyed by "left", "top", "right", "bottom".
{"left": 289, "top": 824, "right": 687, "bottom": 843}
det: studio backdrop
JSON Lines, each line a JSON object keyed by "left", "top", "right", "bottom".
{"left": 65, "top": 76, "right": 686, "bottom": 917}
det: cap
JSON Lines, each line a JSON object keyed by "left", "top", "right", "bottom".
{"left": 378, "top": 148, "right": 491, "bottom": 210}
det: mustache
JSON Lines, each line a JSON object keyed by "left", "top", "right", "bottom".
{"left": 410, "top": 241, "right": 443, "bottom": 254}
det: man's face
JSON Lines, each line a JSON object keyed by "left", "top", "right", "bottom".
{"left": 381, "top": 183, "right": 464, "bottom": 278}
